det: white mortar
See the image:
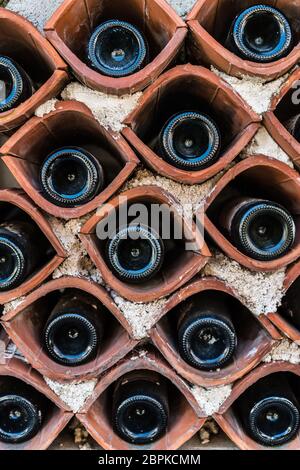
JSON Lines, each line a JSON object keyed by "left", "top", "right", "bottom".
{"left": 35, "top": 99, "right": 58, "bottom": 117}
{"left": 123, "top": 168, "right": 223, "bottom": 213}
{"left": 110, "top": 291, "right": 167, "bottom": 340}
{"left": 263, "top": 339, "right": 300, "bottom": 364}
{"left": 202, "top": 252, "right": 286, "bottom": 315}
{"left": 4, "top": 0, "right": 300, "bottom": 437}
{"left": 212, "top": 66, "right": 290, "bottom": 114}
{"left": 167, "top": 0, "right": 197, "bottom": 18}
{"left": 6, "top": 0, "right": 64, "bottom": 32}
{"left": 242, "top": 126, "right": 293, "bottom": 167}
{"left": 61, "top": 82, "right": 142, "bottom": 133}
{"left": 44, "top": 377, "right": 97, "bottom": 413}
{"left": 191, "top": 384, "right": 232, "bottom": 416}
{"left": 2, "top": 296, "right": 26, "bottom": 315}
{"left": 48, "top": 216, "right": 103, "bottom": 283}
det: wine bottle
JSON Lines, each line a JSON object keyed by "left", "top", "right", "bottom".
{"left": 235, "top": 374, "right": 300, "bottom": 446}
{"left": 280, "top": 280, "right": 300, "bottom": 331}
{"left": 225, "top": 5, "right": 293, "bottom": 63}
{"left": 113, "top": 371, "right": 169, "bottom": 444}
{"left": 43, "top": 290, "right": 103, "bottom": 366}
{"left": 159, "top": 111, "right": 221, "bottom": 171}
{"left": 40, "top": 147, "right": 104, "bottom": 207}
{"left": 177, "top": 295, "right": 237, "bottom": 370}
{"left": 0, "top": 56, "right": 33, "bottom": 113}
{"left": 0, "top": 222, "right": 44, "bottom": 291}
{"left": 105, "top": 225, "right": 164, "bottom": 283}
{"left": 284, "top": 114, "right": 300, "bottom": 143}
{"left": 0, "top": 377, "right": 44, "bottom": 443}
{"left": 219, "top": 197, "right": 296, "bottom": 261}
{"left": 88, "top": 20, "right": 148, "bottom": 77}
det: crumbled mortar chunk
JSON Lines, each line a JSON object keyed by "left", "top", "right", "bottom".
{"left": 242, "top": 127, "right": 293, "bottom": 167}
{"left": 130, "top": 349, "right": 155, "bottom": 361}
{"left": 0, "top": 339, "right": 5, "bottom": 364}
{"left": 212, "top": 66, "right": 290, "bottom": 114}
{"left": 122, "top": 168, "right": 223, "bottom": 213}
{"left": 73, "top": 422, "right": 90, "bottom": 450}
{"left": 35, "top": 99, "right": 58, "bottom": 117}
{"left": 263, "top": 339, "right": 300, "bottom": 364}
{"left": 199, "top": 419, "right": 220, "bottom": 445}
{"left": 166, "top": 0, "right": 197, "bottom": 18}
{"left": 2, "top": 296, "right": 26, "bottom": 315}
{"left": 110, "top": 290, "right": 167, "bottom": 340}
{"left": 6, "top": 0, "right": 64, "bottom": 32}
{"left": 191, "top": 384, "right": 232, "bottom": 416}
{"left": 202, "top": 252, "right": 286, "bottom": 315}
{"left": 4, "top": 341, "right": 28, "bottom": 363}
{"left": 48, "top": 216, "right": 88, "bottom": 252}
{"left": 61, "top": 82, "right": 142, "bottom": 133}
{"left": 78, "top": 442, "right": 92, "bottom": 451}
{"left": 44, "top": 377, "right": 97, "bottom": 413}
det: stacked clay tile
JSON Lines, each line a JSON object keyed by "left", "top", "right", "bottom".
{"left": 1, "top": 0, "right": 300, "bottom": 450}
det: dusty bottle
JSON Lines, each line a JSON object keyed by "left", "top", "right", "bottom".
{"left": 113, "top": 371, "right": 169, "bottom": 444}
{"left": 0, "top": 377, "right": 45, "bottom": 443}
{"left": 177, "top": 295, "right": 237, "bottom": 370}
{"left": 43, "top": 290, "right": 103, "bottom": 366}
{"left": 40, "top": 147, "right": 104, "bottom": 207}
{"left": 225, "top": 5, "right": 293, "bottom": 63}
{"left": 235, "top": 374, "right": 300, "bottom": 446}
{"left": 106, "top": 225, "right": 164, "bottom": 283}
{"left": 0, "top": 221, "right": 44, "bottom": 291}
{"left": 88, "top": 20, "right": 148, "bottom": 77}
{"left": 219, "top": 197, "right": 296, "bottom": 261}
{"left": 159, "top": 111, "right": 221, "bottom": 170}
{"left": 0, "top": 56, "right": 33, "bottom": 113}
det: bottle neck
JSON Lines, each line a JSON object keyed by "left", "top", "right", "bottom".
{"left": 106, "top": 225, "right": 164, "bottom": 283}
{"left": 225, "top": 5, "right": 293, "bottom": 63}
{"left": 40, "top": 147, "right": 104, "bottom": 208}
{"left": 0, "top": 377, "right": 44, "bottom": 444}
{"left": 0, "top": 222, "right": 41, "bottom": 291}
{"left": 113, "top": 371, "right": 169, "bottom": 444}
{"left": 43, "top": 291, "right": 103, "bottom": 366}
{"left": 0, "top": 56, "right": 33, "bottom": 113}
{"left": 88, "top": 20, "right": 148, "bottom": 77}
{"left": 177, "top": 296, "right": 236, "bottom": 370}
{"left": 159, "top": 111, "right": 221, "bottom": 171}
{"left": 220, "top": 197, "right": 296, "bottom": 261}
{"left": 236, "top": 374, "right": 300, "bottom": 446}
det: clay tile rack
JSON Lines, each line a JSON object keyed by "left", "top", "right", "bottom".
{"left": 122, "top": 64, "right": 260, "bottom": 185}
{"left": 0, "top": 353, "right": 73, "bottom": 450}
{"left": 76, "top": 348, "right": 206, "bottom": 450}
{"left": 44, "top": 0, "right": 187, "bottom": 96}
{"left": 1, "top": 100, "right": 140, "bottom": 220}
{"left": 203, "top": 155, "right": 300, "bottom": 272}
{"left": 0, "top": 8, "right": 69, "bottom": 132}
{"left": 187, "top": 0, "right": 300, "bottom": 81}
{"left": 150, "top": 277, "right": 279, "bottom": 387}
{"left": 0, "top": 189, "right": 66, "bottom": 304}
{"left": 214, "top": 361, "right": 300, "bottom": 450}
{"left": 264, "top": 68, "right": 300, "bottom": 168}
{"left": 267, "top": 260, "right": 300, "bottom": 343}
{"left": 80, "top": 185, "right": 211, "bottom": 303}
{"left": 1, "top": 277, "right": 139, "bottom": 382}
